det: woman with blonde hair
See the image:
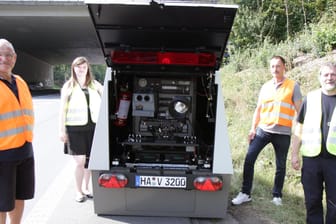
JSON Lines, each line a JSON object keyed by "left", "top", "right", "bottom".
{"left": 59, "top": 56, "right": 103, "bottom": 202}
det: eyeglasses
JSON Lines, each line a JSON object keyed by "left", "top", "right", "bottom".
{"left": 0, "top": 52, "right": 15, "bottom": 59}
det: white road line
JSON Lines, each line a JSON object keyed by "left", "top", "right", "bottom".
{"left": 22, "top": 161, "right": 73, "bottom": 224}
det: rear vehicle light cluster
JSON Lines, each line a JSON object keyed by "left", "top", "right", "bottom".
{"left": 98, "top": 173, "right": 128, "bottom": 188}
{"left": 111, "top": 50, "right": 216, "bottom": 67}
{"left": 193, "top": 176, "right": 223, "bottom": 191}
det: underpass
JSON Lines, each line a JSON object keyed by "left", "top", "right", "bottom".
{"left": 1, "top": 1, "right": 238, "bottom": 222}
{"left": 0, "top": 0, "right": 104, "bottom": 87}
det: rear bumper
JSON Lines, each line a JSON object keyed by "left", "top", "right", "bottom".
{"left": 91, "top": 169, "right": 231, "bottom": 218}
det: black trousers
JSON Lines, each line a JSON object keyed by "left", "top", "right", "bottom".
{"left": 302, "top": 157, "right": 336, "bottom": 224}
{"left": 242, "top": 128, "right": 290, "bottom": 197}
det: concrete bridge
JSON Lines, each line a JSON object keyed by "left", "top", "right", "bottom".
{"left": 0, "top": 0, "right": 104, "bottom": 88}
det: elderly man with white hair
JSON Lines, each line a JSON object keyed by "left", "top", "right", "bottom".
{"left": 0, "top": 38, "right": 35, "bottom": 224}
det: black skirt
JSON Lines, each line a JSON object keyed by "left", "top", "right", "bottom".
{"left": 64, "top": 125, "right": 95, "bottom": 168}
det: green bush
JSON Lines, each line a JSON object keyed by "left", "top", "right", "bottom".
{"left": 310, "top": 12, "right": 336, "bottom": 56}
{"left": 222, "top": 8, "right": 336, "bottom": 223}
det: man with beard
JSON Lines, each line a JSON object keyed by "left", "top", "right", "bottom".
{"left": 292, "top": 63, "right": 336, "bottom": 224}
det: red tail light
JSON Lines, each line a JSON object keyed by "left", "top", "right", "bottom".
{"left": 98, "top": 173, "right": 128, "bottom": 188}
{"left": 193, "top": 176, "right": 223, "bottom": 191}
{"left": 111, "top": 50, "right": 216, "bottom": 67}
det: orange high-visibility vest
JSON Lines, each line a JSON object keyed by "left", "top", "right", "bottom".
{"left": 259, "top": 79, "right": 296, "bottom": 127}
{"left": 0, "top": 75, "right": 34, "bottom": 150}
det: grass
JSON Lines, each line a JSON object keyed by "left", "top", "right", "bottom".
{"left": 220, "top": 53, "right": 336, "bottom": 223}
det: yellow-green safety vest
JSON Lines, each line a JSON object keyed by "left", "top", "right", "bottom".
{"left": 65, "top": 83, "right": 101, "bottom": 126}
{"left": 300, "top": 89, "right": 336, "bottom": 156}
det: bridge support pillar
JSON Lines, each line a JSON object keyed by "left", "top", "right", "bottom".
{"left": 13, "top": 50, "right": 54, "bottom": 89}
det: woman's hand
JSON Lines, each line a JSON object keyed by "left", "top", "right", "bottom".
{"left": 60, "top": 132, "right": 68, "bottom": 143}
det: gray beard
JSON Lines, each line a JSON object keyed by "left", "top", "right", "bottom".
{"left": 324, "top": 84, "right": 336, "bottom": 91}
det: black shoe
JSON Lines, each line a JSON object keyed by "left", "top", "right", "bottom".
{"left": 83, "top": 190, "right": 93, "bottom": 199}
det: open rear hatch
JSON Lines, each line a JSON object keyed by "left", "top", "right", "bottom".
{"left": 86, "top": 0, "right": 237, "bottom": 71}
{"left": 87, "top": 1, "right": 238, "bottom": 217}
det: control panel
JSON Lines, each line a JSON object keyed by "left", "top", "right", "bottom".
{"left": 122, "top": 76, "right": 199, "bottom": 167}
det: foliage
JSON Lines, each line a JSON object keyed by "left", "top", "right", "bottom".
{"left": 53, "top": 64, "right": 106, "bottom": 88}
{"left": 230, "top": 0, "right": 335, "bottom": 51}
{"left": 223, "top": 52, "right": 336, "bottom": 222}
{"left": 222, "top": 62, "right": 321, "bottom": 224}
{"left": 91, "top": 64, "right": 107, "bottom": 83}
{"left": 223, "top": 2, "right": 336, "bottom": 222}
{"left": 310, "top": 11, "right": 336, "bottom": 56}
{"left": 53, "top": 64, "right": 70, "bottom": 88}
{"left": 230, "top": 5, "right": 276, "bottom": 50}
{"left": 225, "top": 9, "right": 336, "bottom": 75}
{"left": 222, "top": 1, "right": 336, "bottom": 222}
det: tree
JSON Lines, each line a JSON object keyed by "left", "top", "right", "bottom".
{"left": 53, "top": 64, "right": 106, "bottom": 88}
{"left": 53, "top": 64, "right": 70, "bottom": 88}
{"left": 284, "top": 0, "right": 289, "bottom": 39}
{"left": 301, "top": 0, "right": 307, "bottom": 30}
{"left": 231, "top": 0, "right": 331, "bottom": 51}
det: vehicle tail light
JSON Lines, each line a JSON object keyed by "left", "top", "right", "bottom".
{"left": 111, "top": 50, "right": 216, "bottom": 67}
{"left": 193, "top": 176, "right": 223, "bottom": 191}
{"left": 98, "top": 173, "right": 128, "bottom": 188}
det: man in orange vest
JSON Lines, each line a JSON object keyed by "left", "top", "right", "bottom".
{"left": 292, "top": 63, "right": 336, "bottom": 223}
{"left": 0, "top": 39, "right": 35, "bottom": 224}
{"left": 232, "top": 56, "right": 302, "bottom": 206}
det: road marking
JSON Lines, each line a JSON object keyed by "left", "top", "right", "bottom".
{"left": 22, "top": 161, "right": 73, "bottom": 224}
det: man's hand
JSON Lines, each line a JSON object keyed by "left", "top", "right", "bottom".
{"left": 291, "top": 152, "right": 301, "bottom": 170}
{"left": 291, "top": 124, "right": 302, "bottom": 170}
{"left": 248, "top": 129, "right": 256, "bottom": 144}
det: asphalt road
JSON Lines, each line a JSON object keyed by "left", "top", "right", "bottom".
{"left": 20, "top": 92, "right": 238, "bottom": 224}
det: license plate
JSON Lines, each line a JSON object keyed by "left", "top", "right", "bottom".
{"left": 135, "top": 175, "right": 187, "bottom": 189}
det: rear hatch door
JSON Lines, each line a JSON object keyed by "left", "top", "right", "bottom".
{"left": 86, "top": 0, "right": 237, "bottom": 71}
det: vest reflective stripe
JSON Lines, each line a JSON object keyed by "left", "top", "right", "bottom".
{"left": 0, "top": 125, "right": 33, "bottom": 138}
{"left": 0, "top": 75, "right": 34, "bottom": 150}
{"left": 0, "top": 109, "right": 32, "bottom": 120}
{"left": 65, "top": 83, "right": 101, "bottom": 126}
{"left": 259, "top": 79, "right": 296, "bottom": 127}
{"left": 329, "top": 125, "right": 336, "bottom": 147}
{"left": 300, "top": 89, "right": 336, "bottom": 156}
{"left": 260, "top": 101, "right": 295, "bottom": 120}
{"left": 326, "top": 105, "right": 336, "bottom": 154}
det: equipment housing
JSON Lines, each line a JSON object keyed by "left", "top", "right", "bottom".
{"left": 87, "top": 0, "right": 238, "bottom": 218}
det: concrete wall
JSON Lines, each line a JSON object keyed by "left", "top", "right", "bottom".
{"left": 13, "top": 50, "right": 54, "bottom": 88}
